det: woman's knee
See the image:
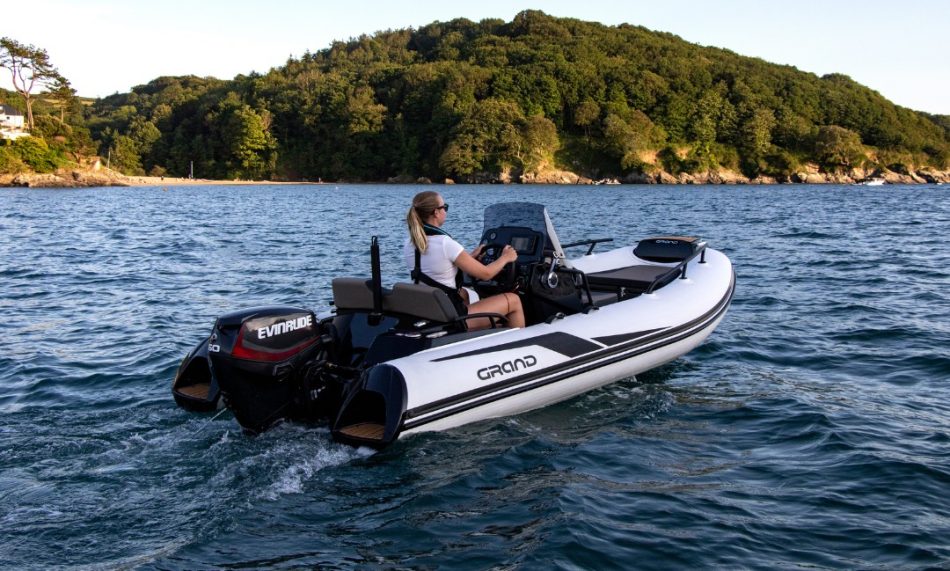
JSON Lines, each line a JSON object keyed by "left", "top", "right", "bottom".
{"left": 469, "top": 297, "right": 501, "bottom": 315}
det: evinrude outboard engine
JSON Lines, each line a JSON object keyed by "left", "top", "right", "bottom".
{"left": 206, "top": 305, "right": 331, "bottom": 433}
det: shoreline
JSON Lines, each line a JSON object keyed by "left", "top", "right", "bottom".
{"left": 0, "top": 171, "right": 328, "bottom": 188}
{"left": 2, "top": 167, "right": 948, "bottom": 189}
{"left": 123, "top": 176, "right": 327, "bottom": 187}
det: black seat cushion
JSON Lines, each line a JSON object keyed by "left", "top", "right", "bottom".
{"left": 634, "top": 236, "right": 699, "bottom": 262}
{"left": 586, "top": 265, "right": 679, "bottom": 293}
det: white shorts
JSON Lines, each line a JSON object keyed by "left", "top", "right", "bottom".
{"left": 462, "top": 286, "right": 480, "bottom": 304}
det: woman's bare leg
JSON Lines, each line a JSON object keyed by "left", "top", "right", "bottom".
{"left": 467, "top": 292, "right": 524, "bottom": 329}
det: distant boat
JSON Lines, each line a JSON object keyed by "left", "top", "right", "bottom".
{"left": 859, "top": 178, "right": 885, "bottom": 186}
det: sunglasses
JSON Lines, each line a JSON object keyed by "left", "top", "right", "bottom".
{"left": 435, "top": 203, "right": 449, "bottom": 212}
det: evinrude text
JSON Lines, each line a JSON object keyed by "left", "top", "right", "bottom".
{"left": 256, "top": 315, "right": 313, "bottom": 340}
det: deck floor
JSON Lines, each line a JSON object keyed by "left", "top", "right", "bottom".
{"left": 337, "top": 422, "right": 385, "bottom": 440}
{"left": 175, "top": 382, "right": 211, "bottom": 399}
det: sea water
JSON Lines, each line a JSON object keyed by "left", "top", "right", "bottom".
{"left": 1, "top": 184, "right": 948, "bottom": 569}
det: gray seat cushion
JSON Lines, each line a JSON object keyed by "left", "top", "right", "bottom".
{"left": 332, "top": 278, "right": 376, "bottom": 311}
{"left": 385, "top": 283, "right": 459, "bottom": 323}
{"left": 332, "top": 278, "right": 459, "bottom": 323}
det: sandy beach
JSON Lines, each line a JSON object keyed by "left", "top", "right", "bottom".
{"left": 1, "top": 170, "right": 328, "bottom": 188}
{"left": 122, "top": 176, "right": 324, "bottom": 187}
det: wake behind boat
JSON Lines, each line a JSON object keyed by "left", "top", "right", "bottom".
{"left": 173, "top": 202, "right": 735, "bottom": 448}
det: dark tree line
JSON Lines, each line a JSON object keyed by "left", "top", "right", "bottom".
{"left": 7, "top": 11, "right": 950, "bottom": 180}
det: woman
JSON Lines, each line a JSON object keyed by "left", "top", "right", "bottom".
{"left": 404, "top": 191, "right": 525, "bottom": 329}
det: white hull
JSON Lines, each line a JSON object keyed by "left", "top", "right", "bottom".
{"left": 390, "top": 247, "right": 735, "bottom": 438}
{"left": 402, "top": 311, "right": 726, "bottom": 435}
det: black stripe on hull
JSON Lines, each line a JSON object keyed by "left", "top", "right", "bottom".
{"left": 402, "top": 270, "right": 736, "bottom": 431}
{"left": 593, "top": 328, "right": 665, "bottom": 346}
{"left": 430, "top": 331, "right": 604, "bottom": 361}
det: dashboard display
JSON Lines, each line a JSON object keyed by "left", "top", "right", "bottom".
{"left": 510, "top": 236, "right": 537, "bottom": 254}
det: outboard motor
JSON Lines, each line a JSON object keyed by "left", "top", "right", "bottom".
{"left": 207, "top": 305, "right": 330, "bottom": 433}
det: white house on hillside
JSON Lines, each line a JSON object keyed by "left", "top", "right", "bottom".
{"left": 1, "top": 104, "right": 29, "bottom": 140}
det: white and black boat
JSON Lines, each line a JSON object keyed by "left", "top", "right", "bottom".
{"left": 173, "top": 202, "right": 735, "bottom": 448}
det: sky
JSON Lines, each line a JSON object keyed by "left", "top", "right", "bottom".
{"left": 2, "top": 0, "right": 948, "bottom": 115}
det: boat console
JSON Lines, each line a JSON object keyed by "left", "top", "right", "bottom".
{"left": 468, "top": 204, "right": 710, "bottom": 324}
{"left": 474, "top": 225, "right": 544, "bottom": 293}
{"left": 478, "top": 226, "right": 544, "bottom": 265}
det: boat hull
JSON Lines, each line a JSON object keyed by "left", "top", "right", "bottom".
{"left": 402, "top": 304, "right": 729, "bottom": 435}
{"left": 334, "top": 247, "right": 735, "bottom": 445}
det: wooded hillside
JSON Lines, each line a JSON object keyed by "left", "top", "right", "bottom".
{"left": 9, "top": 11, "right": 950, "bottom": 182}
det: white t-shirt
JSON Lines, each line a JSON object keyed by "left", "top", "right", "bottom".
{"left": 403, "top": 234, "right": 464, "bottom": 289}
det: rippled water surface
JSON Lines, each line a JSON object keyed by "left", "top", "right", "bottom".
{"left": 2, "top": 184, "right": 948, "bottom": 569}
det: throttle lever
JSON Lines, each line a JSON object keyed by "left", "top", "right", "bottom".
{"left": 543, "top": 254, "right": 561, "bottom": 289}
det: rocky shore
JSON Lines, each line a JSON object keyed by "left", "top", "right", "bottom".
{"left": 440, "top": 163, "right": 950, "bottom": 185}
{"left": 4, "top": 164, "right": 948, "bottom": 188}
{"left": 620, "top": 165, "right": 950, "bottom": 185}
{"left": 1, "top": 168, "right": 133, "bottom": 188}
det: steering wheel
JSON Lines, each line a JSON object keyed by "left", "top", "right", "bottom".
{"left": 479, "top": 242, "right": 517, "bottom": 289}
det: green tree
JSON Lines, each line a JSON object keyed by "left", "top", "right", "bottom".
{"left": 772, "top": 107, "right": 814, "bottom": 152}
{"left": 439, "top": 134, "right": 480, "bottom": 177}
{"left": 0, "top": 143, "right": 26, "bottom": 173}
{"left": 48, "top": 75, "right": 76, "bottom": 122}
{"left": 737, "top": 106, "right": 776, "bottom": 176}
{"left": 9, "top": 135, "right": 67, "bottom": 172}
{"left": 0, "top": 37, "right": 63, "bottom": 130}
{"left": 111, "top": 134, "right": 144, "bottom": 174}
{"left": 128, "top": 117, "right": 161, "bottom": 156}
{"left": 603, "top": 110, "right": 665, "bottom": 171}
{"left": 814, "top": 125, "right": 865, "bottom": 170}
{"left": 439, "top": 98, "right": 526, "bottom": 177}
{"left": 521, "top": 115, "right": 559, "bottom": 171}
{"left": 574, "top": 98, "right": 600, "bottom": 139}
{"left": 688, "top": 89, "right": 726, "bottom": 169}
{"left": 346, "top": 86, "right": 387, "bottom": 135}
{"left": 221, "top": 104, "right": 277, "bottom": 179}
{"left": 658, "top": 93, "right": 691, "bottom": 142}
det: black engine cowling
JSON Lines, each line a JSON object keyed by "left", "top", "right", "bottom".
{"left": 207, "top": 306, "right": 329, "bottom": 433}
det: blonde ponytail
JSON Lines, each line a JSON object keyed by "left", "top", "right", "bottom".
{"left": 406, "top": 191, "right": 442, "bottom": 253}
{"left": 407, "top": 206, "right": 428, "bottom": 253}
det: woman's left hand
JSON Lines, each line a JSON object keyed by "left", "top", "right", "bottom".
{"left": 471, "top": 243, "right": 485, "bottom": 260}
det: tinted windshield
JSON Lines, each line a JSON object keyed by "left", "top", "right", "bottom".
{"left": 482, "top": 202, "right": 548, "bottom": 236}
